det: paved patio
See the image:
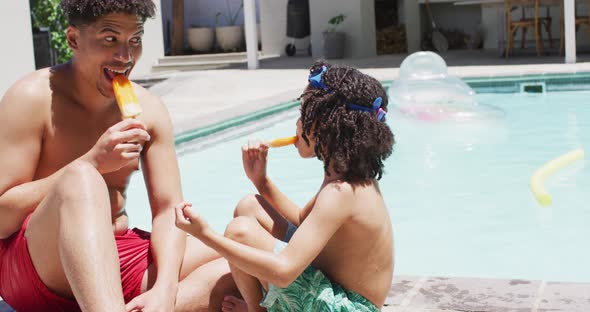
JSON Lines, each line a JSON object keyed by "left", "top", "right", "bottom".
{"left": 383, "top": 276, "right": 590, "bottom": 312}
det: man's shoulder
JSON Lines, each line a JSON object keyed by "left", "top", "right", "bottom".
{"left": 1, "top": 68, "right": 51, "bottom": 112}
{"left": 133, "top": 81, "right": 161, "bottom": 105}
{"left": 131, "top": 81, "right": 171, "bottom": 125}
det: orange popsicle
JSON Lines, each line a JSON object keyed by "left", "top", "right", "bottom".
{"left": 113, "top": 75, "right": 142, "bottom": 118}
{"left": 269, "top": 136, "right": 297, "bottom": 148}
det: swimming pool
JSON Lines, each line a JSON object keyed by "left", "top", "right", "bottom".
{"left": 125, "top": 87, "right": 589, "bottom": 283}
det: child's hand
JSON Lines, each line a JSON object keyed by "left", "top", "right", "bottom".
{"left": 174, "top": 201, "right": 210, "bottom": 238}
{"left": 242, "top": 140, "right": 269, "bottom": 186}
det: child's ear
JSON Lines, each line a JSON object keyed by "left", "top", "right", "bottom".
{"left": 66, "top": 25, "right": 80, "bottom": 51}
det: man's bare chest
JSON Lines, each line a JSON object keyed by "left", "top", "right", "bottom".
{"left": 36, "top": 117, "right": 140, "bottom": 187}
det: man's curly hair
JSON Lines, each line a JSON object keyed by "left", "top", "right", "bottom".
{"left": 300, "top": 61, "right": 395, "bottom": 184}
{"left": 61, "top": 0, "right": 156, "bottom": 26}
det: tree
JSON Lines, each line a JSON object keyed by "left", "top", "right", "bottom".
{"left": 30, "top": 0, "right": 72, "bottom": 64}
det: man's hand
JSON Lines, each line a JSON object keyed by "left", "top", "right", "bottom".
{"left": 241, "top": 141, "right": 269, "bottom": 187}
{"left": 174, "top": 201, "right": 211, "bottom": 238}
{"left": 83, "top": 119, "right": 151, "bottom": 174}
{"left": 125, "top": 285, "right": 176, "bottom": 312}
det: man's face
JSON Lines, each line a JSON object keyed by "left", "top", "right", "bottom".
{"left": 69, "top": 13, "right": 145, "bottom": 98}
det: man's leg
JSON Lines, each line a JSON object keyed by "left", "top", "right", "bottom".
{"left": 140, "top": 234, "right": 238, "bottom": 312}
{"left": 176, "top": 256, "right": 238, "bottom": 312}
{"left": 25, "top": 161, "right": 126, "bottom": 311}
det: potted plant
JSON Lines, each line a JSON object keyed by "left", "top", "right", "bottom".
{"left": 215, "top": 0, "right": 244, "bottom": 52}
{"left": 187, "top": 24, "right": 215, "bottom": 53}
{"left": 323, "top": 14, "right": 346, "bottom": 59}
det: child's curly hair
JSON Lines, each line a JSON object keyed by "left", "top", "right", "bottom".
{"left": 61, "top": 0, "right": 156, "bottom": 26}
{"left": 300, "top": 61, "right": 395, "bottom": 184}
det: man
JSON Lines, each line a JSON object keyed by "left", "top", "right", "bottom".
{"left": 0, "top": 1, "right": 236, "bottom": 311}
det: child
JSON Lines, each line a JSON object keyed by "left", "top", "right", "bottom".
{"left": 175, "top": 61, "right": 395, "bottom": 312}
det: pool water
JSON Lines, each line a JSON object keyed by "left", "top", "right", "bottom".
{"left": 126, "top": 90, "right": 589, "bottom": 283}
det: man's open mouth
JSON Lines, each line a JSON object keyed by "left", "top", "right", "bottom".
{"left": 104, "top": 67, "right": 130, "bottom": 82}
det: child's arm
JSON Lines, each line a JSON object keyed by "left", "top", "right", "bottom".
{"left": 242, "top": 141, "right": 304, "bottom": 226}
{"left": 175, "top": 183, "right": 354, "bottom": 287}
{"left": 253, "top": 176, "right": 313, "bottom": 226}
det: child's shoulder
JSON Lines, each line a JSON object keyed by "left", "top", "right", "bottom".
{"left": 320, "top": 179, "right": 354, "bottom": 195}
{"left": 319, "top": 179, "right": 377, "bottom": 201}
{"left": 323, "top": 179, "right": 377, "bottom": 191}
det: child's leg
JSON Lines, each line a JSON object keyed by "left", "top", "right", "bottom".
{"left": 223, "top": 264, "right": 265, "bottom": 312}
{"left": 233, "top": 194, "right": 290, "bottom": 239}
{"left": 223, "top": 216, "right": 282, "bottom": 312}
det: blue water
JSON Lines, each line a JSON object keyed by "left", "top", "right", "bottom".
{"left": 126, "top": 91, "right": 590, "bottom": 283}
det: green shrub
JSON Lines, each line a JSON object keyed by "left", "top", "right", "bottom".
{"left": 31, "top": 0, "right": 72, "bottom": 64}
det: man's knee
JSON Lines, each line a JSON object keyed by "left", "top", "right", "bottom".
{"left": 233, "top": 194, "right": 262, "bottom": 218}
{"left": 55, "top": 160, "right": 107, "bottom": 200}
{"left": 224, "top": 216, "right": 257, "bottom": 244}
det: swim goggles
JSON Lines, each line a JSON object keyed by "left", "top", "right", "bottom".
{"left": 346, "top": 97, "right": 386, "bottom": 122}
{"left": 308, "top": 66, "right": 387, "bottom": 122}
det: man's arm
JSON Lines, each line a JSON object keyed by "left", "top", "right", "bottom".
{"left": 0, "top": 80, "right": 52, "bottom": 238}
{"left": 140, "top": 94, "right": 185, "bottom": 291}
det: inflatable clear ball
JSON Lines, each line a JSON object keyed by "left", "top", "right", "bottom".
{"left": 389, "top": 51, "right": 503, "bottom": 122}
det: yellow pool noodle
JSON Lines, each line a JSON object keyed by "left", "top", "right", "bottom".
{"left": 268, "top": 136, "right": 297, "bottom": 148}
{"left": 113, "top": 75, "right": 142, "bottom": 118}
{"left": 530, "top": 148, "right": 585, "bottom": 206}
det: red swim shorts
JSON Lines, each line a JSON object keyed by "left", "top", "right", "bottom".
{"left": 0, "top": 214, "right": 153, "bottom": 312}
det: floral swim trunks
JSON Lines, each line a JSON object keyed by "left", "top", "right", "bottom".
{"left": 259, "top": 223, "right": 379, "bottom": 312}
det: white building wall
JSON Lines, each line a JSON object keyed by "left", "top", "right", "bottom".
{"left": 0, "top": 2, "right": 35, "bottom": 97}
{"left": 358, "top": 0, "right": 377, "bottom": 57}
{"left": 309, "top": 0, "right": 376, "bottom": 58}
{"left": 184, "top": 0, "right": 259, "bottom": 28}
{"left": 131, "top": 0, "right": 165, "bottom": 78}
{"left": 168, "top": 0, "right": 379, "bottom": 58}
{"left": 161, "top": 0, "right": 260, "bottom": 52}
{"left": 259, "top": 0, "right": 289, "bottom": 56}
{"left": 401, "top": 0, "right": 421, "bottom": 52}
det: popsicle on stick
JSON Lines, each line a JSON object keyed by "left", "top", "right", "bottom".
{"left": 268, "top": 136, "right": 297, "bottom": 148}
{"left": 113, "top": 75, "right": 142, "bottom": 118}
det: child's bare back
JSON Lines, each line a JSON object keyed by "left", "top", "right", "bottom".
{"left": 309, "top": 180, "right": 393, "bottom": 307}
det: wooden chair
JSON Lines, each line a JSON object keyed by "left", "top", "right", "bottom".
{"left": 505, "top": 0, "right": 554, "bottom": 57}
{"left": 519, "top": 3, "right": 555, "bottom": 49}
{"left": 560, "top": 0, "right": 590, "bottom": 56}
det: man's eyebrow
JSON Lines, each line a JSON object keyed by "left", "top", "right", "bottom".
{"left": 98, "top": 27, "right": 120, "bottom": 34}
